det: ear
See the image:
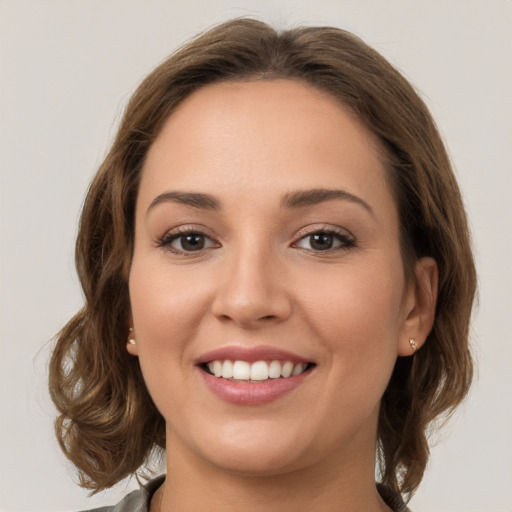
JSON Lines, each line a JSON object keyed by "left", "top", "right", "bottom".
{"left": 126, "top": 323, "right": 139, "bottom": 356}
{"left": 398, "top": 257, "right": 438, "bottom": 356}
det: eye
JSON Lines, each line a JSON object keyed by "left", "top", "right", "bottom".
{"left": 159, "top": 229, "right": 219, "bottom": 254}
{"left": 294, "top": 229, "right": 355, "bottom": 252}
{"left": 173, "top": 233, "right": 208, "bottom": 251}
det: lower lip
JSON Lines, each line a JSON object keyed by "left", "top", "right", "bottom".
{"left": 198, "top": 368, "right": 312, "bottom": 405}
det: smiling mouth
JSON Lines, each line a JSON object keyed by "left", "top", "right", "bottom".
{"left": 202, "top": 360, "right": 315, "bottom": 382}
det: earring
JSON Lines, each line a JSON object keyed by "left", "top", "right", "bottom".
{"left": 409, "top": 338, "right": 418, "bottom": 354}
{"left": 128, "top": 327, "right": 136, "bottom": 345}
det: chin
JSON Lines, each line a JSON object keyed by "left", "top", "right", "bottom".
{"left": 184, "top": 420, "right": 313, "bottom": 476}
{"left": 206, "top": 448, "right": 304, "bottom": 477}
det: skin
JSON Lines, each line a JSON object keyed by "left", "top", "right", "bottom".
{"left": 128, "top": 79, "right": 438, "bottom": 512}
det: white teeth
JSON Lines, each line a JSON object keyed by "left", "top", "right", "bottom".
{"left": 221, "top": 360, "right": 233, "bottom": 379}
{"left": 281, "top": 361, "right": 294, "bottom": 378}
{"left": 292, "top": 363, "right": 306, "bottom": 376}
{"left": 213, "top": 360, "right": 223, "bottom": 377}
{"left": 250, "top": 361, "right": 269, "bottom": 381}
{"left": 206, "top": 359, "right": 310, "bottom": 380}
{"left": 232, "top": 360, "right": 251, "bottom": 380}
{"left": 268, "top": 360, "right": 282, "bottom": 379}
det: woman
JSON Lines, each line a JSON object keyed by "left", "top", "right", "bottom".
{"left": 49, "top": 18, "right": 476, "bottom": 512}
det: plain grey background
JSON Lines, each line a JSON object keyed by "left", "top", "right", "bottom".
{"left": 1, "top": 1, "right": 511, "bottom": 511}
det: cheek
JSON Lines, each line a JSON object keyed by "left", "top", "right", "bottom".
{"left": 297, "top": 259, "right": 405, "bottom": 373}
{"left": 127, "top": 258, "right": 213, "bottom": 419}
{"left": 128, "top": 258, "right": 210, "bottom": 362}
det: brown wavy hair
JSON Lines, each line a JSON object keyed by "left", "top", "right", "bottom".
{"left": 49, "top": 18, "right": 476, "bottom": 499}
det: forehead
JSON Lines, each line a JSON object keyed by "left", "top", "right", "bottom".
{"left": 140, "top": 79, "right": 394, "bottom": 215}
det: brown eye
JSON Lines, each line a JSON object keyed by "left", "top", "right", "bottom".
{"left": 175, "top": 233, "right": 206, "bottom": 251}
{"left": 159, "top": 230, "right": 219, "bottom": 254}
{"left": 295, "top": 230, "right": 355, "bottom": 252}
{"left": 309, "top": 233, "right": 334, "bottom": 250}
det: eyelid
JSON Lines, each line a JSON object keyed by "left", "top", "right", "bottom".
{"left": 157, "top": 224, "right": 221, "bottom": 255}
{"left": 292, "top": 224, "right": 356, "bottom": 251}
{"left": 155, "top": 223, "right": 355, "bottom": 255}
{"left": 293, "top": 223, "right": 355, "bottom": 240}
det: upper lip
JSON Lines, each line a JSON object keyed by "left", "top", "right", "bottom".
{"left": 195, "top": 345, "right": 312, "bottom": 365}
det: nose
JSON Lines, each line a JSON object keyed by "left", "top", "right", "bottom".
{"left": 211, "top": 244, "right": 292, "bottom": 329}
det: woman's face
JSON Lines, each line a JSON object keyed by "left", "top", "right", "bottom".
{"left": 129, "top": 79, "right": 422, "bottom": 476}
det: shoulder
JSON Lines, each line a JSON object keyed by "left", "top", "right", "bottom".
{"left": 79, "top": 475, "right": 165, "bottom": 512}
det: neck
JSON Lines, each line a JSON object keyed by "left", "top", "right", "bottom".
{"left": 158, "top": 432, "right": 392, "bottom": 512}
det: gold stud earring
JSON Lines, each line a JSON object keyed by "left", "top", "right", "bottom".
{"left": 409, "top": 338, "right": 418, "bottom": 354}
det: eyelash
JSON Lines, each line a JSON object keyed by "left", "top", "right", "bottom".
{"left": 157, "top": 226, "right": 220, "bottom": 256}
{"left": 157, "top": 226, "right": 356, "bottom": 256}
{"left": 292, "top": 227, "right": 356, "bottom": 253}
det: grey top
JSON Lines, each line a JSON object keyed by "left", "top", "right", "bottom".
{"left": 81, "top": 475, "right": 411, "bottom": 512}
{"left": 80, "top": 476, "right": 165, "bottom": 512}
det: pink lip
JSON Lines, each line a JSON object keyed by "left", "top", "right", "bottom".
{"left": 198, "top": 367, "right": 312, "bottom": 405}
{"left": 195, "top": 345, "right": 311, "bottom": 364}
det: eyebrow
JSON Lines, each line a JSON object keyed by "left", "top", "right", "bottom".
{"left": 147, "top": 192, "right": 221, "bottom": 213}
{"left": 281, "top": 188, "right": 374, "bottom": 216}
{"left": 147, "top": 188, "right": 374, "bottom": 216}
